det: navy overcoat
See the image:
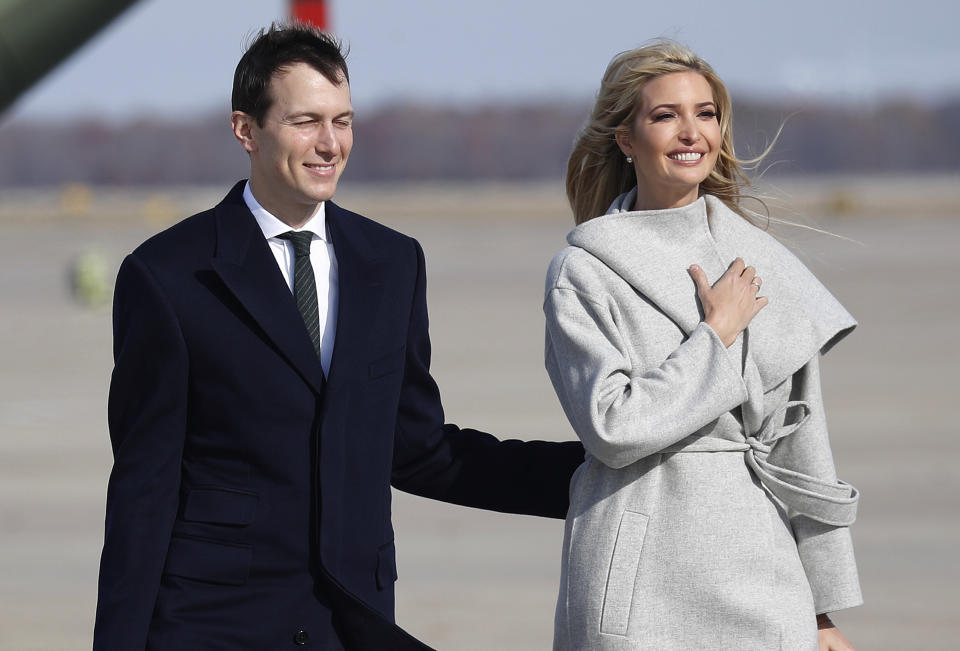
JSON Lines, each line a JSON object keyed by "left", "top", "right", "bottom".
{"left": 94, "top": 181, "right": 583, "bottom": 650}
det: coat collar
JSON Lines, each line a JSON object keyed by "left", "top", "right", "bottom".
{"left": 567, "top": 192, "right": 856, "bottom": 391}
{"left": 210, "top": 182, "right": 390, "bottom": 401}
{"left": 210, "top": 181, "right": 328, "bottom": 394}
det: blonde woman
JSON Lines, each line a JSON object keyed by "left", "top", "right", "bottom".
{"left": 544, "top": 41, "right": 861, "bottom": 650}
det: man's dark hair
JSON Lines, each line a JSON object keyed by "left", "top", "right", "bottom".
{"left": 232, "top": 22, "right": 349, "bottom": 126}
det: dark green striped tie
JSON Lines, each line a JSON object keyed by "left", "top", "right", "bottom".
{"left": 277, "top": 231, "right": 322, "bottom": 359}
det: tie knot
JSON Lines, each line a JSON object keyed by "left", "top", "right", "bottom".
{"left": 277, "top": 231, "right": 315, "bottom": 257}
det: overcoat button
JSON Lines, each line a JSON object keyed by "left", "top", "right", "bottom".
{"left": 293, "top": 629, "right": 310, "bottom": 645}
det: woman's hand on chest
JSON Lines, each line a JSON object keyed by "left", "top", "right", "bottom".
{"left": 689, "top": 257, "right": 767, "bottom": 347}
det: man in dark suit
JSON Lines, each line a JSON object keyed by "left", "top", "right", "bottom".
{"left": 93, "top": 23, "right": 583, "bottom": 651}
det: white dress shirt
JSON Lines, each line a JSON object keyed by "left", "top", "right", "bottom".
{"left": 243, "top": 182, "right": 338, "bottom": 376}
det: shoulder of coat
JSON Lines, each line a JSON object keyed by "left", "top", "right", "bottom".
{"left": 545, "top": 245, "right": 619, "bottom": 298}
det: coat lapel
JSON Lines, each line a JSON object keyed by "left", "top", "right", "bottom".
{"left": 210, "top": 183, "right": 327, "bottom": 395}
{"left": 567, "top": 193, "right": 856, "bottom": 394}
{"left": 322, "top": 201, "right": 386, "bottom": 398}
{"left": 567, "top": 197, "right": 724, "bottom": 338}
{"left": 704, "top": 196, "right": 856, "bottom": 389}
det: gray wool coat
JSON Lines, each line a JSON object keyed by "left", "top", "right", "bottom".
{"left": 544, "top": 191, "right": 862, "bottom": 651}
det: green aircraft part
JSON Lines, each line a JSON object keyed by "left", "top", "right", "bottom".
{"left": 0, "top": 0, "right": 140, "bottom": 114}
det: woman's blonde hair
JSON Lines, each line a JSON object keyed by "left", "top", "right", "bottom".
{"left": 567, "top": 39, "right": 767, "bottom": 225}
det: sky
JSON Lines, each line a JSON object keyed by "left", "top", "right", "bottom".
{"left": 6, "top": 0, "right": 960, "bottom": 122}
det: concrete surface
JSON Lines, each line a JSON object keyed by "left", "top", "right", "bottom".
{"left": 0, "top": 178, "right": 957, "bottom": 649}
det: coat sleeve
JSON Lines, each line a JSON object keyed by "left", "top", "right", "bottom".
{"left": 94, "top": 254, "right": 189, "bottom": 650}
{"left": 768, "top": 354, "right": 863, "bottom": 614}
{"left": 543, "top": 284, "right": 748, "bottom": 469}
{"left": 389, "top": 239, "right": 584, "bottom": 519}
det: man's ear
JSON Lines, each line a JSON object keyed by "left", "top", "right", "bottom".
{"left": 231, "top": 111, "right": 258, "bottom": 153}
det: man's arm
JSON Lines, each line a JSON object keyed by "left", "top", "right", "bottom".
{"left": 94, "top": 254, "right": 189, "bottom": 649}
{"left": 390, "top": 239, "right": 584, "bottom": 519}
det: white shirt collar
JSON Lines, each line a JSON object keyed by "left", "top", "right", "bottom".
{"left": 242, "top": 181, "right": 327, "bottom": 241}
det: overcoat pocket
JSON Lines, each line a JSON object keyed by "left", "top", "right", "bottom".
{"left": 163, "top": 535, "right": 253, "bottom": 586}
{"left": 600, "top": 510, "right": 650, "bottom": 636}
{"left": 182, "top": 486, "right": 258, "bottom": 526}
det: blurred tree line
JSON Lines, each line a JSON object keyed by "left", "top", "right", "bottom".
{"left": 1, "top": 97, "right": 957, "bottom": 187}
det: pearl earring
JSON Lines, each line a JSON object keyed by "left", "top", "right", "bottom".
{"left": 626, "top": 156, "right": 633, "bottom": 163}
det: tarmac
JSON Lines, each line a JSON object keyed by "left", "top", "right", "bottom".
{"left": 0, "top": 177, "right": 957, "bottom": 649}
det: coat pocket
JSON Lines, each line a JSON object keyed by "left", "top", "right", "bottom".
{"left": 163, "top": 535, "right": 253, "bottom": 586}
{"left": 182, "top": 487, "right": 258, "bottom": 526}
{"left": 600, "top": 510, "right": 649, "bottom": 636}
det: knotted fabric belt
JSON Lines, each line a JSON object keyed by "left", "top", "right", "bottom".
{"left": 661, "top": 401, "right": 859, "bottom": 527}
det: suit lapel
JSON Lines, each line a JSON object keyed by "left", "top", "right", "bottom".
{"left": 210, "top": 183, "right": 327, "bottom": 395}
{"left": 323, "top": 201, "right": 386, "bottom": 398}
